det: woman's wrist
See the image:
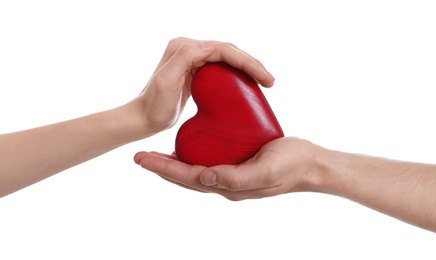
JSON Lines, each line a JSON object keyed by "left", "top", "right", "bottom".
{"left": 108, "top": 99, "right": 156, "bottom": 144}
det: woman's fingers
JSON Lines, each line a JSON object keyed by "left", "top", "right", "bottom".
{"left": 155, "top": 38, "right": 275, "bottom": 88}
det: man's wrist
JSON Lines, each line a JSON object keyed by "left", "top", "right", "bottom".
{"left": 305, "top": 144, "right": 348, "bottom": 195}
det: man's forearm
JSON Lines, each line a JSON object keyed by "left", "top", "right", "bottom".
{"left": 317, "top": 148, "right": 436, "bottom": 232}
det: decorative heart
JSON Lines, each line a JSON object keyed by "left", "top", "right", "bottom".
{"left": 175, "top": 62, "right": 284, "bottom": 167}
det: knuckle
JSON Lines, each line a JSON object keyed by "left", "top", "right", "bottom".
{"left": 223, "top": 41, "right": 237, "bottom": 49}
{"left": 253, "top": 57, "right": 262, "bottom": 66}
{"left": 224, "top": 194, "right": 243, "bottom": 202}
{"left": 166, "top": 37, "right": 187, "bottom": 54}
{"left": 227, "top": 175, "right": 242, "bottom": 191}
{"left": 151, "top": 75, "right": 166, "bottom": 91}
{"left": 175, "top": 44, "right": 193, "bottom": 60}
{"left": 263, "top": 164, "right": 280, "bottom": 186}
{"left": 167, "top": 37, "right": 183, "bottom": 48}
{"left": 263, "top": 174, "right": 277, "bottom": 187}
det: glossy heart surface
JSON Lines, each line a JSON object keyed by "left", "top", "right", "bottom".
{"left": 175, "top": 62, "right": 284, "bottom": 166}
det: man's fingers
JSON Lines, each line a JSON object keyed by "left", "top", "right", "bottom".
{"left": 200, "top": 161, "right": 273, "bottom": 192}
{"left": 137, "top": 152, "right": 207, "bottom": 187}
{"left": 154, "top": 173, "right": 209, "bottom": 194}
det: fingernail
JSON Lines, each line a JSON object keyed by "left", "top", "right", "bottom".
{"left": 267, "top": 70, "right": 275, "bottom": 81}
{"left": 257, "top": 68, "right": 273, "bottom": 87}
{"left": 133, "top": 152, "right": 146, "bottom": 165}
{"left": 202, "top": 171, "right": 217, "bottom": 186}
{"left": 264, "top": 69, "right": 275, "bottom": 83}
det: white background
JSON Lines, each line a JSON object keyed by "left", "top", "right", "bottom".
{"left": 1, "top": 0, "right": 435, "bottom": 259}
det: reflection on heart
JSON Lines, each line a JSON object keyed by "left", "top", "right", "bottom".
{"left": 175, "top": 62, "right": 284, "bottom": 167}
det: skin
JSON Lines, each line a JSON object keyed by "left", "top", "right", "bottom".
{"left": 134, "top": 137, "right": 436, "bottom": 232}
{"left": 3, "top": 37, "right": 434, "bottom": 233}
{"left": 0, "top": 37, "right": 275, "bottom": 198}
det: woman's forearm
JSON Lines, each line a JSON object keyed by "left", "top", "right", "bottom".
{"left": 318, "top": 148, "right": 436, "bottom": 232}
{"left": 0, "top": 101, "right": 147, "bottom": 197}
{"left": 0, "top": 38, "right": 276, "bottom": 198}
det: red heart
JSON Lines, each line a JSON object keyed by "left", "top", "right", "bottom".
{"left": 175, "top": 62, "right": 284, "bottom": 166}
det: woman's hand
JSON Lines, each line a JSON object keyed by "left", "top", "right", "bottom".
{"left": 0, "top": 37, "right": 274, "bottom": 198}
{"left": 130, "top": 37, "right": 275, "bottom": 138}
